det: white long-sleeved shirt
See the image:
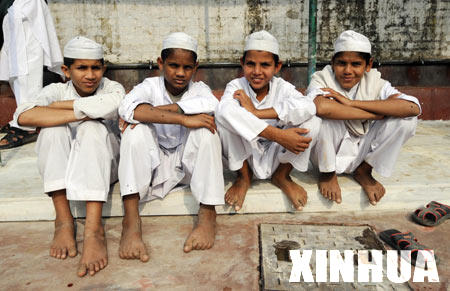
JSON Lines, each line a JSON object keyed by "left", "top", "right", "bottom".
{"left": 216, "top": 76, "right": 316, "bottom": 142}
{"left": 12, "top": 77, "right": 125, "bottom": 130}
{"left": 119, "top": 76, "right": 219, "bottom": 149}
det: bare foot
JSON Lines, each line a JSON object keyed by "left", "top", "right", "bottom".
{"left": 225, "top": 162, "right": 252, "bottom": 211}
{"left": 119, "top": 216, "right": 149, "bottom": 262}
{"left": 183, "top": 205, "right": 216, "bottom": 253}
{"left": 50, "top": 220, "right": 77, "bottom": 259}
{"left": 318, "top": 172, "right": 342, "bottom": 203}
{"left": 225, "top": 176, "right": 251, "bottom": 211}
{"left": 77, "top": 227, "right": 108, "bottom": 277}
{"left": 353, "top": 162, "right": 386, "bottom": 205}
{"left": 271, "top": 163, "right": 307, "bottom": 210}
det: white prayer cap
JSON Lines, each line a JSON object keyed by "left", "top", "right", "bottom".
{"left": 244, "top": 30, "right": 279, "bottom": 55}
{"left": 162, "top": 32, "right": 198, "bottom": 54}
{"left": 334, "top": 30, "right": 371, "bottom": 54}
{"left": 64, "top": 36, "right": 103, "bottom": 59}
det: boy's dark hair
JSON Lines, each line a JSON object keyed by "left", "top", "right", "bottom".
{"left": 161, "top": 48, "right": 198, "bottom": 63}
{"left": 242, "top": 51, "right": 280, "bottom": 64}
{"left": 63, "top": 57, "right": 105, "bottom": 68}
{"left": 331, "top": 52, "right": 371, "bottom": 65}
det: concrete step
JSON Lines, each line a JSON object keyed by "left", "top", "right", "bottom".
{"left": 0, "top": 120, "right": 449, "bottom": 221}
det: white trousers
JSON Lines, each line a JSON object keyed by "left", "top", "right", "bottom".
{"left": 36, "top": 120, "right": 120, "bottom": 201}
{"left": 311, "top": 117, "right": 417, "bottom": 177}
{"left": 218, "top": 116, "right": 322, "bottom": 179}
{"left": 119, "top": 124, "right": 225, "bottom": 205}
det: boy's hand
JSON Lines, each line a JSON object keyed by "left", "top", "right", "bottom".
{"left": 119, "top": 117, "right": 136, "bottom": 133}
{"left": 181, "top": 114, "right": 217, "bottom": 133}
{"left": 321, "top": 88, "right": 352, "bottom": 106}
{"left": 314, "top": 94, "right": 336, "bottom": 106}
{"left": 233, "top": 89, "right": 256, "bottom": 114}
{"left": 276, "top": 128, "right": 312, "bottom": 154}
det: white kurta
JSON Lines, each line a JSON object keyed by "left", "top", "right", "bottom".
{"left": 0, "top": 0, "right": 63, "bottom": 106}
{"left": 216, "top": 76, "right": 320, "bottom": 179}
{"left": 307, "top": 76, "right": 421, "bottom": 177}
{"left": 118, "top": 76, "right": 224, "bottom": 205}
{"left": 16, "top": 77, "right": 125, "bottom": 201}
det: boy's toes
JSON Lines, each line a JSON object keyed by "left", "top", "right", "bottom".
{"left": 88, "top": 263, "right": 95, "bottom": 276}
{"left": 367, "top": 193, "right": 377, "bottom": 205}
{"left": 77, "top": 263, "right": 88, "bottom": 277}
{"left": 68, "top": 246, "right": 77, "bottom": 258}
{"left": 140, "top": 252, "right": 150, "bottom": 262}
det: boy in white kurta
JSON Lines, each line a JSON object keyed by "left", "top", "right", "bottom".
{"left": 0, "top": 0, "right": 63, "bottom": 149}
{"left": 308, "top": 30, "right": 421, "bottom": 205}
{"left": 118, "top": 32, "right": 224, "bottom": 259}
{"left": 216, "top": 30, "right": 321, "bottom": 211}
{"left": 15, "top": 36, "right": 125, "bottom": 277}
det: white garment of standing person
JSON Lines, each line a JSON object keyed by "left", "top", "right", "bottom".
{"left": 0, "top": 0, "right": 63, "bottom": 107}
{"left": 216, "top": 76, "right": 320, "bottom": 179}
{"left": 118, "top": 76, "right": 225, "bottom": 205}
{"left": 13, "top": 77, "right": 125, "bottom": 201}
{"left": 307, "top": 73, "right": 421, "bottom": 177}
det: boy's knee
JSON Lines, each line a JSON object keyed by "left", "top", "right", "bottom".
{"left": 76, "top": 121, "right": 108, "bottom": 145}
{"left": 77, "top": 120, "right": 107, "bottom": 136}
{"left": 385, "top": 117, "right": 417, "bottom": 136}
{"left": 37, "top": 125, "right": 69, "bottom": 144}
{"left": 122, "top": 123, "right": 158, "bottom": 151}
{"left": 399, "top": 117, "right": 417, "bottom": 134}
{"left": 303, "top": 116, "right": 321, "bottom": 138}
{"left": 190, "top": 127, "right": 220, "bottom": 146}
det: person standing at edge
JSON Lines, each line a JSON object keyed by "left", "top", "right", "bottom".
{"left": 0, "top": 0, "right": 63, "bottom": 149}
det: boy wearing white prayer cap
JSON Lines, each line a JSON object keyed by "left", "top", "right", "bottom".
{"left": 308, "top": 30, "right": 421, "bottom": 205}
{"left": 118, "top": 32, "right": 224, "bottom": 256}
{"left": 14, "top": 36, "right": 125, "bottom": 277}
{"left": 215, "top": 30, "right": 321, "bottom": 212}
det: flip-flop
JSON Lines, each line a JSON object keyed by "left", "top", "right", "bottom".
{"left": 412, "top": 201, "right": 450, "bottom": 227}
{"left": 379, "top": 229, "right": 438, "bottom": 268}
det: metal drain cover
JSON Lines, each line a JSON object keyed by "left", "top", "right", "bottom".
{"left": 259, "top": 223, "right": 410, "bottom": 290}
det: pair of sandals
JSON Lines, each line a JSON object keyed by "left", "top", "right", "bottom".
{"left": 379, "top": 201, "right": 449, "bottom": 267}
{"left": 0, "top": 124, "right": 38, "bottom": 150}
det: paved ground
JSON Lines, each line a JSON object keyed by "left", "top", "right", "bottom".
{"left": 0, "top": 211, "right": 448, "bottom": 290}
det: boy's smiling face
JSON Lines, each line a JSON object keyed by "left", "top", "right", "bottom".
{"left": 241, "top": 50, "right": 282, "bottom": 97}
{"left": 331, "top": 51, "right": 373, "bottom": 90}
{"left": 158, "top": 48, "right": 198, "bottom": 96}
{"left": 62, "top": 59, "right": 105, "bottom": 97}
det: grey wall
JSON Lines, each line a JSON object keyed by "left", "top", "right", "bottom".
{"left": 48, "top": 0, "right": 449, "bottom": 64}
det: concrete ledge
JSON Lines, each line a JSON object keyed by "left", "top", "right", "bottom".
{"left": 1, "top": 121, "right": 449, "bottom": 221}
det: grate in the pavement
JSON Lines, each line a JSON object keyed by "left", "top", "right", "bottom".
{"left": 259, "top": 223, "right": 410, "bottom": 290}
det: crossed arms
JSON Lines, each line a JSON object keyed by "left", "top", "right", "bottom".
{"left": 225, "top": 89, "right": 312, "bottom": 155}
{"left": 313, "top": 88, "right": 420, "bottom": 120}
{"left": 18, "top": 100, "right": 90, "bottom": 127}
